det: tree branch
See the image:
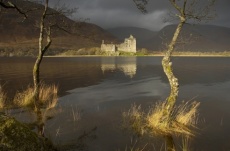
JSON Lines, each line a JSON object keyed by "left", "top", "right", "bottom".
{"left": 0, "top": 1, "right": 27, "bottom": 19}
{"left": 169, "top": 0, "right": 183, "bottom": 15}
{"left": 183, "top": 0, "right": 188, "bottom": 14}
{"left": 133, "top": 0, "right": 149, "bottom": 14}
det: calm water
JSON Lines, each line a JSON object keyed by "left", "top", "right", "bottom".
{"left": 1, "top": 56, "right": 230, "bottom": 150}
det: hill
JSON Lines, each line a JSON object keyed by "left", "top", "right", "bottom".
{"left": 107, "top": 24, "right": 230, "bottom": 52}
{"left": 148, "top": 24, "right": 230, "bottom": 52}
{"left": 0, "top": 0, "right": 117, "bottom": 56}
{"left": 107, "top": 27, "right": 157, "bottom": 49}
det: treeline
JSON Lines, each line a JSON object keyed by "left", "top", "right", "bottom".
{"left": 59, "top": 47, "right": 149, "bottom": 56}
{"left": 150, "top": 51, "right": 230, "bottom": 56}
{"left": 0, "top": 47, "right": 66, "bottom": 57}
{"left": 1, "top": 46, "right": 230, "bottom": 57}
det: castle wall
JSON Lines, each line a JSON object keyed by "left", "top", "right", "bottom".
{"left": 101, "top": 44, "right": 116, "bottom": 52}
{"left": 117, "top": 36, "right": 136, "bottom": 52}
{"left": 101, "top": 35, "right": 136, "bottom": 53}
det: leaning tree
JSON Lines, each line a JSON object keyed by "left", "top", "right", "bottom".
{"left": 0, "top": 0, "right": 78, "bottom": 137}
{"left": 133, "top": 0, "right": 216, "bottom": 126}
{"left": 31, "top": 0, "right": 77, "bottom": 137}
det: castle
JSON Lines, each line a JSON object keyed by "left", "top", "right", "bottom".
{"left": 101, "top": 35, "right": 136, "bottom": 53}
{"left": 101, "top": 57, "right": 137, "bottom": 78}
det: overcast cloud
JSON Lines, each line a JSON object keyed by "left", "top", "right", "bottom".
{"left": 51, "top": 0, "right": 230, "bottom": 31}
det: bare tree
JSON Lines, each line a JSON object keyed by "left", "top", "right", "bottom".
{"left": 1, "top": 0, "right": 79, "bottom": 137}
{"left": 31, "top": 0, "right": 77, "bottom": 137}
{"left": 32, "top": 0, "right": 51, "bottom": 137}
{"left": 133, "top": 0, "right": 216, "bottom": 123}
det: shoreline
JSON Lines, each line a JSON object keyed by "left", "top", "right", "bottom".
{"left": 44, "top": 54, "right": 230, "bottom": 57}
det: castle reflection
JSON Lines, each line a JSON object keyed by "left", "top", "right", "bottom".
{"left": 101, "top": 57, "right": 137, "bottom": 78}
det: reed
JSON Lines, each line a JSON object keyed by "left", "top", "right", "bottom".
{"left": 13, "top": 83, "right": 58, "bottom": 110}
{"left": 123, "top": 101, "right": 200, "bottom": 136}
{"left": 13, "top": 86, "right": 34, "bottom": 108}
{"left": 146, "top": 101, "right": 200, "bottom": 136}
{"left": 39, "top": 83, "right": 58, "bottom": 110}
{"left": 122, "top": 104, "right": 145, "bottom": 136}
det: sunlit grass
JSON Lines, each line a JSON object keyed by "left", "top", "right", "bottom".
{"left": 146, "top": 102, "right": 170, "bottom": 134}
{"left": 123, "top": 101, "right": 200, "bottom": 136}
{"left": 175, "top": 102, "right": 200, "bottom": 132}
{"left": 0, "top": 85, "right": 7, "bottom": 109}
{"left": 122, "top": 104, "right": 145, "bottom": 136}
{"left": 13, "top": 86, "right": 34, "bottom": 108}
{"left": 147, "top": 101, "right": 200, "bottom": 136}
{"left": 39, "top": 83, "right": 58, "bottom": 110}
{"left": 13, "top": 83, "right": 58, "bottom": 110}
{"left": 71, "top": 105, "right": 81, "bottom": 122}
{"left": 181, "top": 136, "right": 191, "bottom": 151}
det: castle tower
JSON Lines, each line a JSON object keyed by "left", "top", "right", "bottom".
{"left": 128, "top": 35, "right": 136, "bottom": 53}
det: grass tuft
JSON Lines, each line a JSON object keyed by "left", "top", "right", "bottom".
{"left": 0, "top": 85, "right": 7, "bottom": 109}
{"left": 13, "top": 83, "right": 58, "bottom": 110}
{"left": 123, "top": 101, "right": 200, "bottom": 137}
{"left": 181, "top": 136, "right": 191, "bottom": 151}
{"left": 146, "top": 102, "right": 170, "bottom": 134}
{"left": 147, "top": 101, "right": 200, "bottom": 136}
{"left": 122, "top": 104, "right": 145, "bottom": 136}
{"left": 13, "top": 86, "right": 34, "bottom": 108}
{"left": 176, "top": 101, "right": 199, "bottom": 126}
{"left": 39, "top": 83, "right": 58, "bottom": 110}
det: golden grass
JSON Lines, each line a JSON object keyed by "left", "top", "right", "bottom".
{"left": 123, "top": 101, "right": 200, "bottom": 137}
{"left": 146, "top": 102, "right": 170, "bottom": 134}
{"left": 181, "top": 136, "right": 191, "bottom": 151}
{"left": 13, "top": 83, "right": 58, "bottom": 110}
{"left": 176, "top": 101, "right": 200, "bottom": 126}
{"left": 146, "top": 101, "right": 200, "bottom": 136}
{"left": 13, "top": 86, "right": 34, "bottom": 108}
{"left": 122, "top": 104, "right": 145, "bottom": 136}
{"left": 39, "top": 83, "right": 58, "bottom": 110}
{"left": 0, "top": 85, "right": 7, "bottom": 109}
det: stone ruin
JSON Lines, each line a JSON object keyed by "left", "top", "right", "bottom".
{"left": 101, "top": 35, "right": 136, "bottom": 53}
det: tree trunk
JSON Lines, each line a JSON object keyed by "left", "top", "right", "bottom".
{"left": 33, "top": 51, "right": 44, "bottom": 137}
{"left": 32, "top": 0, "right": 51, "bottom": 137}
{"left": 162, "top": 17, "right": 185, "bottom": 123}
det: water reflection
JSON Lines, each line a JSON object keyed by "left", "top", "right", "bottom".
{"left": 118, "top": 64, "right": 136, "bottom": 78}
{"left": 101, "top": 57, "right": 137, "bottom": 78}
{"left": 1, "top": 57, "right": 230, "bottom": 150}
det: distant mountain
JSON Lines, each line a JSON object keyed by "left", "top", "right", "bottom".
{"left": 107, "top": 25, "right": 230, "bottom": 52}
{"left": 1, "top": 1, "right": 229, "bottom": 55}
{"left": 148, "top": 24, "right": 230, "bottom": 52}
{"left": 0, "top": 0, "right": 117, "bottom": 56}
{"left": 107, "top": 27, "right": 157, "bottom": 49}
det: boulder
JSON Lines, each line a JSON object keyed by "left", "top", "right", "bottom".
{"left": 0, "top": 113, "right": 55, "bottom": 151}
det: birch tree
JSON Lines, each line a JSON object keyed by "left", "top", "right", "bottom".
{"left": 133, "top": 0, "right": 216, "bottom": 125}
{"left": 33, "top": 0, "right": 50, "bottom": 137}
{"left": 32, "top": 0, "right": 77, "bottom": 137}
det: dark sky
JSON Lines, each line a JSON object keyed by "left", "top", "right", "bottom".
{"left": 51, "top": 0, "right": 230, "bottom": 31}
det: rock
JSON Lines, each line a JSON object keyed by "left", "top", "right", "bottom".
{"left": 0, "top": 113, "right": 55, "bottom": 151}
